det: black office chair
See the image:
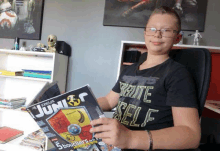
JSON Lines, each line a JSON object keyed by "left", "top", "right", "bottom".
{"left": 139, "top": 48, "right": 211, "bottom": 117}
{"left": 167, "top": 49, "right": 220, "bottom": 151}
{"left": 169, "top": 48, "right": 211, "bottom": 117}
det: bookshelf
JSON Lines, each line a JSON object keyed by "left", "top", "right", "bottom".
{"left": 0, "top": 49, "right": 69, "bottom": 150}
{"left": 117, "top": 41, "right": 220, "bottom": 118}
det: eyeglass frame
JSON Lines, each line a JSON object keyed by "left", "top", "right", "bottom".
{"left": 144, "top": 27, "right": 179, "bottom": 38}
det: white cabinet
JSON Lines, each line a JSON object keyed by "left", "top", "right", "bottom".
{"left": 0, "top": 49, "right": 68, "bottom": 150}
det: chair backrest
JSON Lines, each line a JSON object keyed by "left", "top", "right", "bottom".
{"left": 139, "top": 48, "right": 211, "bottom": 117}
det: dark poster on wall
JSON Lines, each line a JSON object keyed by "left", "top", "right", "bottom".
{"left": 103, "top": 0, "right": 208, "bottom": 32}
{"left": 0, "top": 0, "right": 44, "bottom": 40}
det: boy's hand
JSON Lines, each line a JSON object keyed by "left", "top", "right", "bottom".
{"left": 90, "top": 117, "right": 132, "bottom": 149}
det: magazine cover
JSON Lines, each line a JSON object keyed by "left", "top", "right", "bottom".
{"left": 27, "top": 85, "right": 108, "bottom": 151}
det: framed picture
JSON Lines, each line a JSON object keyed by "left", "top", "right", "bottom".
{"left": 0, "top": 0, "right": 45, "bottom": 40}
{"left": 103, "top": 0, "right": 208, "bottom": 31}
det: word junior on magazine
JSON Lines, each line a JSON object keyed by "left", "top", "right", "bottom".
{"left": 27, "top": 85, "right": 106, "bottom": 151}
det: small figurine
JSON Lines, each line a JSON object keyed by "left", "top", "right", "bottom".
{"left": 36, "top": 43, "right": 47, "bottom": 51}
{"left": 37, "top": 43, "right": 46, "bottom": 49}
{"left": 45, "top": 34, "right": 57, "bottom": 53}
{"left": 188, "top": 30, "right": 202, "bottom": 46}
{"left": 31, "top": 43, "right": 46, "bottom": 52}
{"left": 19, "top": 41, "right": 27, "bottom": 51}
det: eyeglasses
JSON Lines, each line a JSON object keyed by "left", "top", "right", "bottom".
{"left": 145, "top": 27, "right": 178, "bottom": 38}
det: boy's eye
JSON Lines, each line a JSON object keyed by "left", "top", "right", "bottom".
{"left": 161, "top": 29, "right": 171, "bottom": 32}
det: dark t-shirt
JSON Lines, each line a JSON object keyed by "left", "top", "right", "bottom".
{"left": 112, "top": 58, "right": 198, "bottom": 150}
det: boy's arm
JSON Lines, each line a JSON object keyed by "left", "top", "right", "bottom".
{"left": 128, "top": 107, "right": 201, "bottom": 150}
{"left": 90, "top": 107, "right": 201, "bottom": 150}
{"left": 97, "top": 90, "right": 119, "bottom": 111}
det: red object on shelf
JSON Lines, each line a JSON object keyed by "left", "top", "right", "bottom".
{"left": 206, "top": 53, "right": 220, "bottom": 100}
{"left": 203, "top": 53, "right": 220, "bottom": 118}
{"left": 0, "top": 126, "right": 23, "bottom": 144}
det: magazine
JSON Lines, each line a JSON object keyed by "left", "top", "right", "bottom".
{"left": 27, "top": 84, "right": 108, "bottom": 151}
{"left": 27, "top": 81, "right": 61, "bottom": 107}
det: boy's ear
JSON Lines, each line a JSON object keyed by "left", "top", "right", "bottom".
{"left": 173, "top": 34, "right": 182, "bottom": 44}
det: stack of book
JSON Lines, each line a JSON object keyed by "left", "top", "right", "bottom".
{"left": 0, "top": 70, "right": 23, "bottom": 76}
{"left": 20, "top": 129, "right": 46, "bottom": 151}
{"left": 0, "top": 97, "right": 26, "bottom": 109}
{"left": 22, "top": 69, "right": 52, "bottom": 79}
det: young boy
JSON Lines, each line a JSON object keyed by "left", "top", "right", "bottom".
{"left": 90, "top": 6, "right": 201, "bottom": 151}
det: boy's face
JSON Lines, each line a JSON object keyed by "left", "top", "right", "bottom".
{"left": 144, "top": 13, "right": 181, "bottom": 55}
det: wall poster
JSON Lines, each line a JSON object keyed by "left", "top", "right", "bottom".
{"left": 0, "top": 0, "right": 44, "bottom": 40}
{"left": 103, "top": 0, "right": 208, "bottom": 31}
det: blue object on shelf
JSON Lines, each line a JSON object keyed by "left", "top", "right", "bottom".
{"left": 23, "top": 72, "right": 51, "bottom": 79}
{"left": 22, "top": 69, "right": 52, "bottom": 75}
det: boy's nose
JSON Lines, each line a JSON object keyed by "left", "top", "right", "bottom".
{"left": 154, "top": 30, "right": 163, "bottom": 38}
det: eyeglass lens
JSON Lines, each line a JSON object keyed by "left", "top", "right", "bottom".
{"left": 145, "top": 28, "right": 176, "bottom": 37}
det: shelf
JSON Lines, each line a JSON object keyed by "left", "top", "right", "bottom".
{"left": 121, "top": 41, "right": 220, "bottom": 53}
{"left": 0, "top": 75, "right": 52, "bottom": 82}
{"left": 0, "top": 49, "right": 55, "bottom": 58}
{"left": 173, "top": 44, "right": 220, "bottom": 50}
{"left": 0, "top": 49, "right": 68, "bottom": 151}
{"left": 205, "top": 100, "right": 220, "bottom": 114}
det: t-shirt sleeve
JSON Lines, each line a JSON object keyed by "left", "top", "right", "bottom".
{"left": 112, "top": 79, "right": 120, "bottom": 93}
{"left": 112, "top": 64, "right": 134, "bottom": 93}
{"left": 166, "top": 67, "right": 198, "bottom": 108}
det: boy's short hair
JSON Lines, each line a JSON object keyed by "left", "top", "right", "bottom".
{"left": 147, "top": 6, "right": 181, "bottom": 33}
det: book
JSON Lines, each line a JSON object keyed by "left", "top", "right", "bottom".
{"left": 0, "top": 97, "right": 26, "bottom": 102}
{"left": 0, "top": 104, "right": 25, "bottom": 109}
{"left": 205, "top": 100, "right": 220, "bottom": 114}
{"left": 0, "top": 104, "right": 14, "bottom": 109}
{"left": 22, "top": 69, "right": 52, "bottom": 79}
{"left": 20, "top": 129, "right": 46, "bottom": 150}
{"left": 23, "top": 72, "right": 51, "bottom": 79}
{"left": 22, "top": 69, "right": 52, "bottom": 75}
{"left": 0, "top": 99, "right": 26, "bottom": 105}
{"left": 0, "top": 126, "right": 24, "bottom": 144}
{"left": 0, "top": 70, "right": 23, "bottom": 76}
{"left": 0, "top": 97, "right": 26, "bottom": 109}
{"left": 27, "top": 84, "right": 107, "bottom": 151}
